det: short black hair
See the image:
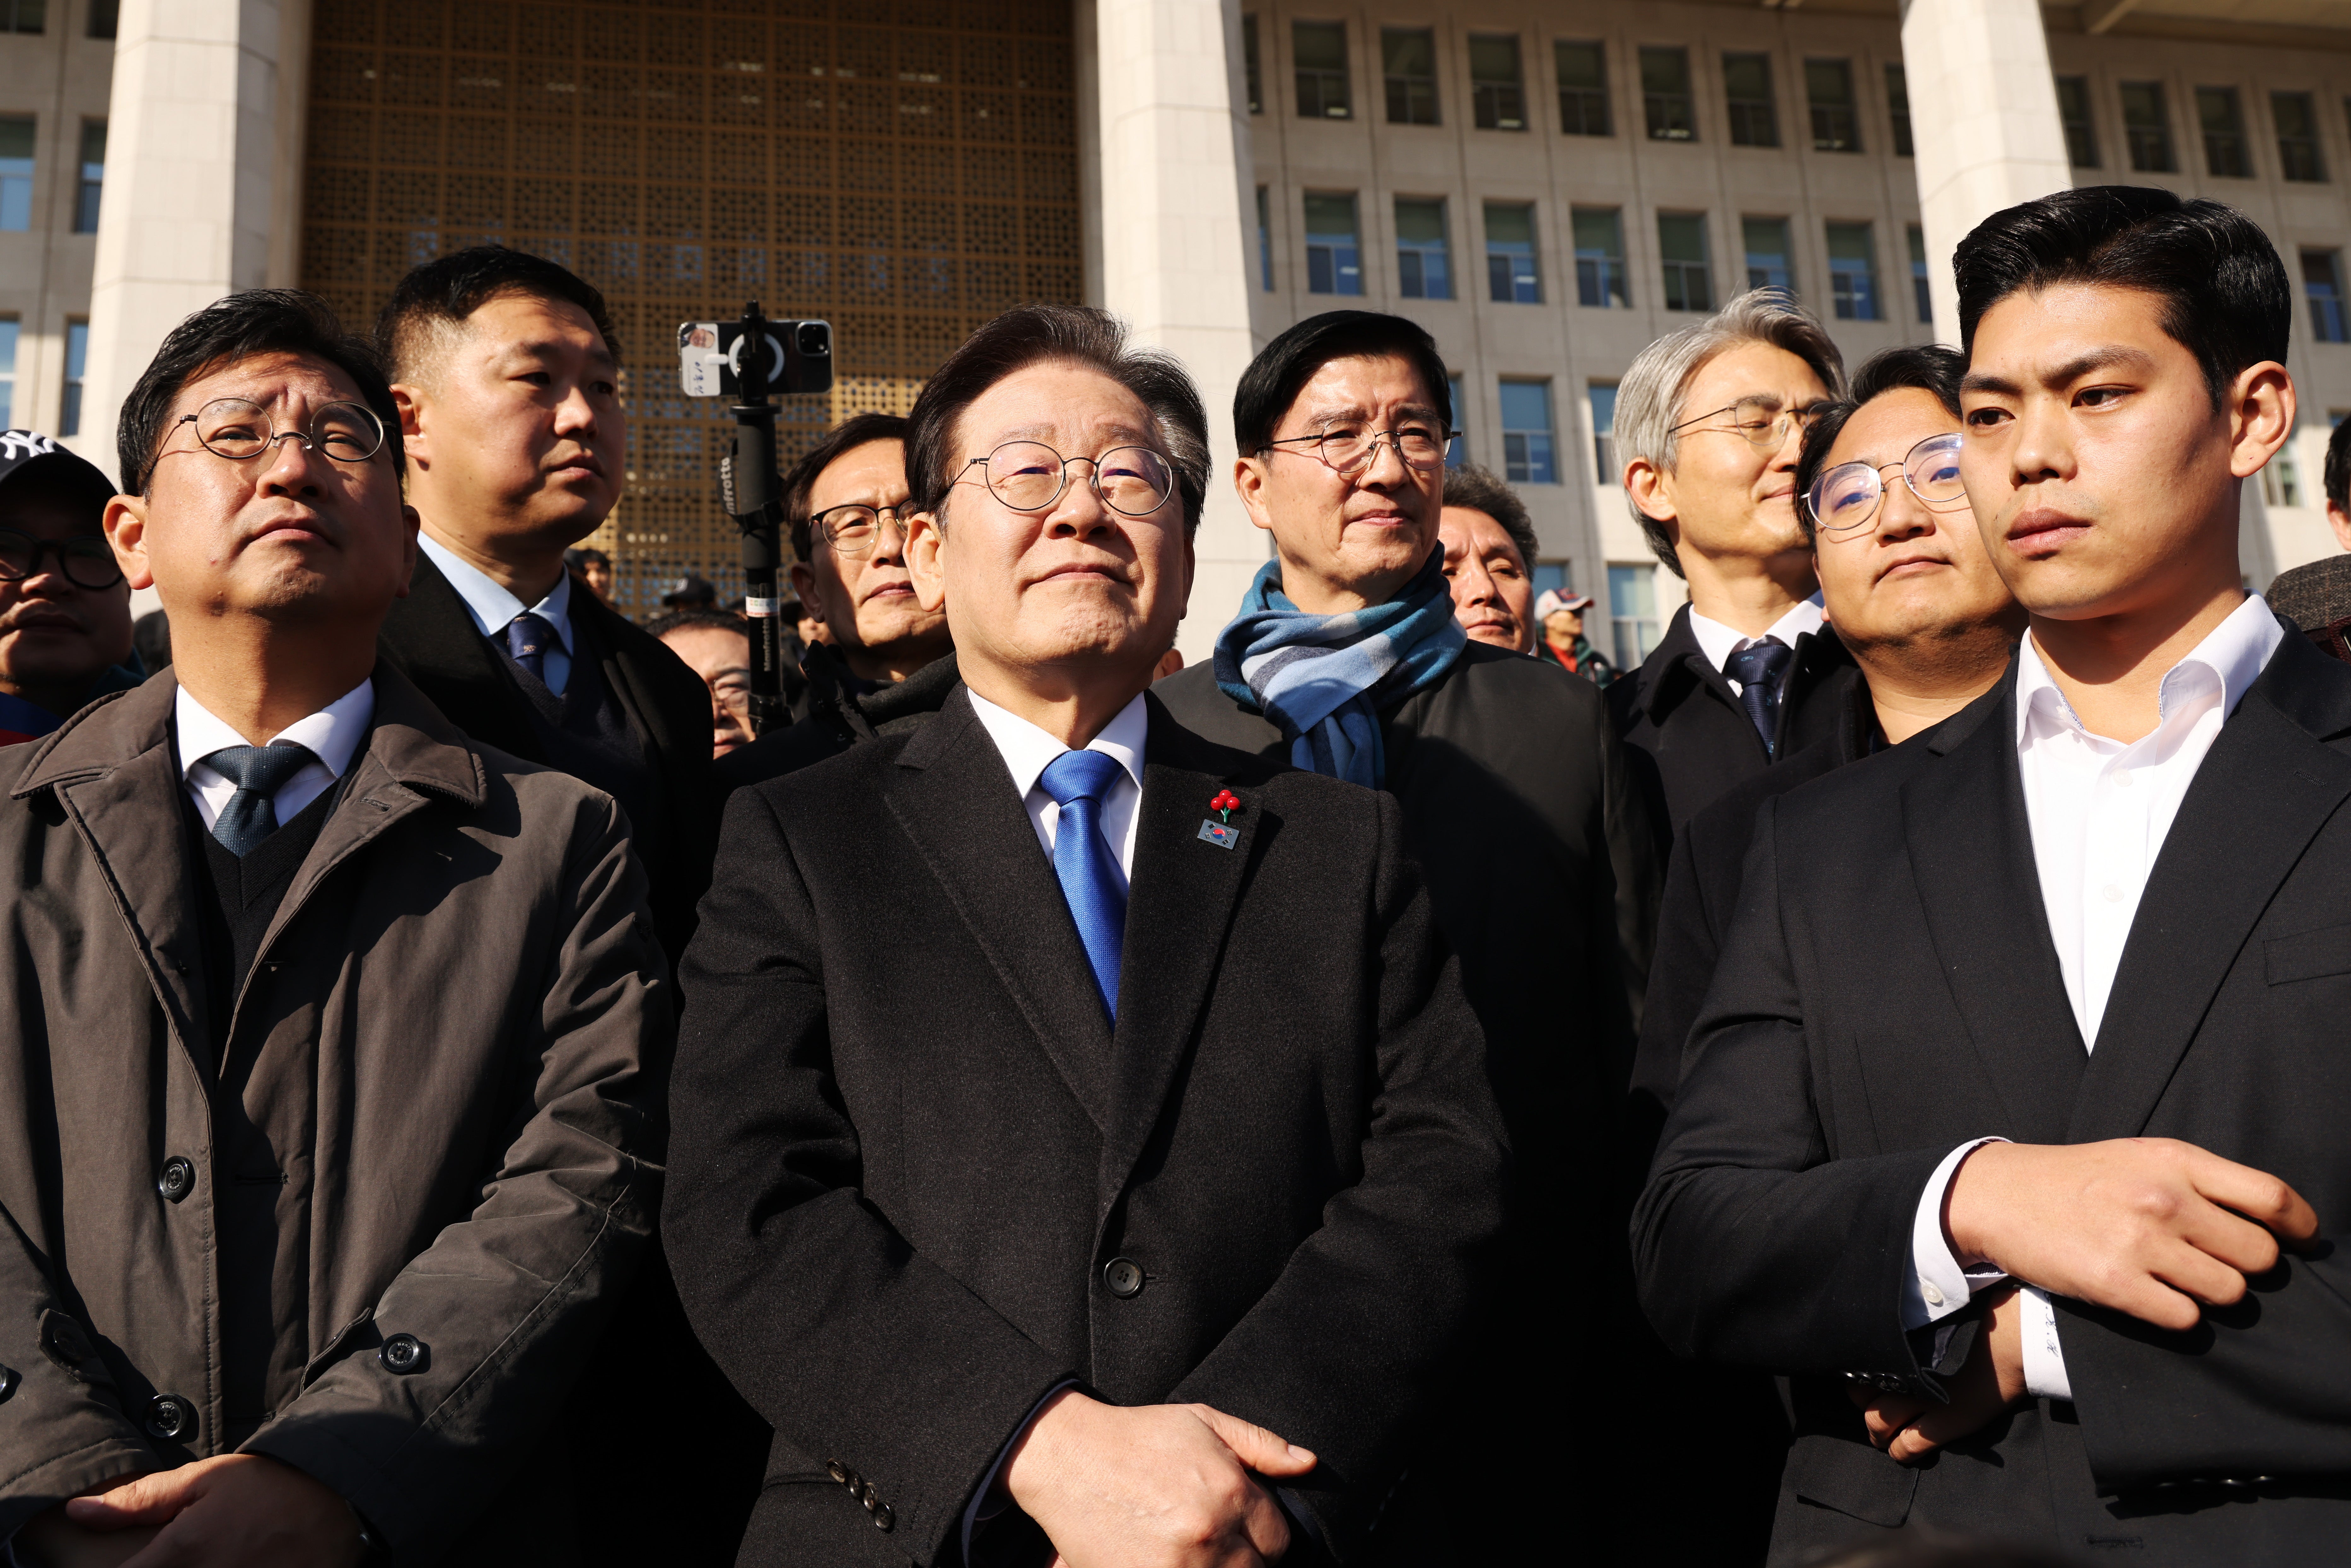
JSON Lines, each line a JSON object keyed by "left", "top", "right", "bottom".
{"left": 1439, "top": 463, "right": 1537, "bottom": 568}
{"left": 119, "top": 289, "right": 401, "bottom": 496}
{"left": 2326, "top": 416, "right": 2351, "bottom": 513}
{"left": 785, "top": 411, "right": 910, "bottom": 562}
{"left": 374, "top": 245, "right": 621, "bottom": 386}
{"left": 905, "top": 305, "right": 1209, "bottom": 535}
{"left": 1234, "top": 311, "right": 1452, "bottom": 458}
{"left": 566, "top": 546, "right": 610, "bottom": 569}
{"left": 1794, "top": 344, "right": 1967, "bottom": 542}
{"left": 1953, "top": 186, "right": 2290, "bottom": 411}
{"left": 645, "top": 607, "right": 749, "bottom": 643}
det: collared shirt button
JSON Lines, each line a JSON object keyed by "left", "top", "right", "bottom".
{"left": 2102, "top": 884, "right": 2124, "bottom": 903}
{"left": 1921, "top": 1280, "right": 1945, "bottom": 1307}
{"left": 2111, "top": 769, "right": 2132, "bottom": 789}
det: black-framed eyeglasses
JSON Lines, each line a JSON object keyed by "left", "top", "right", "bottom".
{"left": 808, "top": 503, "right": 910, "bottom": 558}
{"left": 1806, "top": 432, "right": 1969, "bottom": 536}
{"left": 155, "top": 397, "right": 387, "bottom": 486}
{"left": 956, "top": 440, "right": 1176, "bottom": 518}
{"left": 1670, "top": 396, "right": 1826, "bottom": 451}
{"left": 0, "top": 530, "right": 122, "bottom": 590}
{"left": 1263, "top": 422, "right": 1455, "bottom": 476}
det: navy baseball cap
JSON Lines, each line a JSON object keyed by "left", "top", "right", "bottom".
{"left": 0, "top": 431, "right": 118, "bottom": 531}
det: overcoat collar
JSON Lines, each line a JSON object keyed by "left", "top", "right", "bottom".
{"left": 378, "top": 550, "right": 551, "bottom": 764}
{"left": 1641, "top": 601, "right": 1854, "bottom": 753}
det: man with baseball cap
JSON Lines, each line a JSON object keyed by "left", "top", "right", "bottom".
{"left": 1533, "top": 588, "right": 1612, "bottom": 685}
{"left": 0, "top": 430, "right": 138, "bottom": 745}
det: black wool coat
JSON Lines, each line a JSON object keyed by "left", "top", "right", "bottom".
{"left": 1636, "top": 627, "right": 2351, "bottom": 1564}
{"left": 715, "top": 648, "right": 960, "bottom": 798}
{"left": 664, "top": 688, "right": 1508, "bottom": 1567}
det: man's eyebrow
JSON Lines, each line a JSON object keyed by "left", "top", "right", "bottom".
{"left": 1961, "top": 345, "right": 2156, "bottom": 398}
{"left": 496, "top": 338, "right": 619, "bottom": 373}
{"left": 1960, "top": 370, "right": 2021, "bottom": 397}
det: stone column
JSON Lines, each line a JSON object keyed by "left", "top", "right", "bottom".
{"left": 1093, "top": 0, "right": 1264, "bottom": 664}
{"left": 81, "top": 0, "right": 311, "bottom": 490}
{"left": 1899, "top": 0, "right": 2070, "bottom": 345}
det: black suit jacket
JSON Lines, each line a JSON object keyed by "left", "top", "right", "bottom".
{"left": 1608, "top": 601, "right": 1863, "bottom": 840}
{"left": 376, "top": 551, "right": 715, "bottom": 959}
{"left": 664, "top": 689, "right": 1508, "bottom": 1567}
{"left": 1635, "top": 627, "right": 2351, "bottom": 1563}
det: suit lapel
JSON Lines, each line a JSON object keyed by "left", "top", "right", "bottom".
{"left": 1901, "top": 673, "right": 2086, "bottom": 1142}
{"left": 886, "top": 691, "right": 1116, "bottom": 1131}
{"left": 1097, "top": 699, "right": 1257, "bottom": 1212}
{"left": 2071, "top": 635, "right": 2351, "bottom": 1141}
{"left": 376, "top": 554, "right": 548, "bottom": 764}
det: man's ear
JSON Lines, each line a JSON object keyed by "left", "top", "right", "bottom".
{"left": 391, "top": 383, "right": 429, "bottom": 467}
{"left": 787, "top": 559, "right": 824, "bottom": 627}
{"left": 104, "top": 494, "right": 155, "bottom": 593}
{"left": 1234, "top": 455, "right": 1275, "bottom": 534}
{"left": 2327, "top": 499, "right": 2351, "bottom": 555}
{"left": 1624, "top": 456, "right": 1678, "bottom": 527}
{"left": 2227, "top": 361, "right": 2296, "bottom": 481}
{"left": 904, "top": 512, "right": 948, "bottom": 615}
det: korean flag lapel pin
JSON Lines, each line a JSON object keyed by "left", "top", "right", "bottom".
{"left": 1198, "top": 789, "right": 1242, "bottom": 849}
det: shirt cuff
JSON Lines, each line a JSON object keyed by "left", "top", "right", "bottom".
{"left": 961, "top": 1380, "right": 1080, "bottom": 1567}
{"left": 2018, "top": 1286, "right": 2073, "bottom": 1401}
{"left": 1903, "top": 1137, "right": 2012, "bottom": 1330}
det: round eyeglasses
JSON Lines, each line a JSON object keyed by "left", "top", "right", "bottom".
{"left": 0, "top": 530, "right": 123, "bottom": 591}
{"left": 1263, "top": 423, "right": 1455, "bottom": 476}
{"left": 1670, "top": 396, "right": 1825, "bottom": 452}
{"left": 957, "top": 440, "right": 1176, "bottom": 518}
{"left": 808, "top": 503, "right": 910, "bottom": 558}
{"left": 1806, "top": 432, "right": 1970, "bottom": 536}
{"left": 159, "top": 398, "right": 386, "bottom": 485}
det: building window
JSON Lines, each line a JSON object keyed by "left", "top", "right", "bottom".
{"left": 1658, "top": 212, "right": 1713, "bottom": 313}
{"left": 2262, "top": 443, "right": 2304, "bottom": 509}
{"left": 1381, "top": 28, "right": 1438, "bottom": 125}
{"left": 1573, "top": 207, "right": 1629, "bottom": 309}
{"left": 2054, "top": 76, "right": 2100, "bottom": 168}
{"left": 1294, "top": 21, "right": 1350, "bottom": 120}
{"left": 1743, "top": 217, "right": 1792, "bottom": 294}
{"left": 1486, "top": 202, "right": 1541, "bottom": 304}
{"left": 0, "top": 119, "right": 31, "bottom": 232}
{"left": 1806, "top": 59, "right": 1862, "bottom": 153}
{"left": 74, "top": 119, "right": 103, "bottom": 234}
{"left": 1470, "top": 35, "right": 1526, "bottom": 131}
{"left": 1500, "top": 381, "right": 1556, "bottom": 484}
{"left": 2121, "top": 81, "right": 2175, "bottom": 173}
{"left": 1589, "top": 382, "right": 1618, "bottom": 484}
{"left": 61, "top": 319, "right": 87, "bottom": 436}
{"left": 2274, "top": 92, "right": 2325, "bottom": 183}
{"left": 1609, "top": 562, "right": 1660, "bottom": 669}
{"left": 1556, "top": 41, "right": 1611, "bottom": 137}
{"left": 1827, "top": 222, "right": 1880, "bottom": 321}
{"left": 1641, "top": 47, "right": 1695, "bottom": 142}
{"left": 1396, "top": 198, "right": 1450, "bottom": 300}
{"left": 1242, "top": 16, "right": 1262, "bottom": 114}
{"left": 1447, "top": 374, "right": 1466, "bottom": 468}
{"left": 2, "top": 0, "right": 44, "bottom": 33}
{"left": 1722, "top": 53, "right": 1777, "bottom": 149}
{"left": 2306, "top": 250, "right": 2348, "bottom": 345}
{"left": 1909, "top": 224, "right": 1932, "bottom": 324}
{"left": 1886, "top": 64, "right": 1913, "bottom": 158}
{"left": 86, "top": 0, "right": 113, "bottom": 37}
{"left": 1304, "top": 193, "right": 1362, "bottom": 295}
{"left": 0, "top": 319, "right": 16, "bottom": 429}
{"left": 2197, "top": 86, "right": 2250, "bottom": 178}
{"left": 1257, "top": 185, "right": 1272, "bottom": 291}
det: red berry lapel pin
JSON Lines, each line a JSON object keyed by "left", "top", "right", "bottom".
{"left": 1198, "top": 790, "right": 1242, "bottom": 849}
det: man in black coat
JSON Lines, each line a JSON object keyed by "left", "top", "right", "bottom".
{"left": 666, "top": 305, "right": 1506, "bottom": 1568}
{"left": 1606, "top": 289, "right": 1862, "bottom": 836}
{"left": 1638, "top": 188, "right": 2347, "bottom": 1563}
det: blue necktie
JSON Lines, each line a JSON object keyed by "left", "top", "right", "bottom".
{"left": 506, "top": 611, "right": 557, "bottom": 685}
{"left": 1039, "top": 749, "right": 1128, "bottom": 1020}
{"left": 201, "top": 743, "right": 317, "bottom": 856}
{"left": 1725, "top": 636, "right": 1794, "bottom": 757}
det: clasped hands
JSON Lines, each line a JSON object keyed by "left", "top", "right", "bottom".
{"left": 19, "top": 1454, "right": 362, "bottom": 1568}
{"left": 1002, "top": 1389, "right": 1317, "bottom": 1568}
{"left": 1852, "top": 1136, "right": 2321, "bottom": 1465}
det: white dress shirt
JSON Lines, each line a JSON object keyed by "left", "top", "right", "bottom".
{"left": 177, "top": 680, "right": 376, "bottom": 830}
{"left": 967, "top": 688, "right": 1149, "bottom": 880}
{"left": 1903, "top": 593, "right": 2285, "bottom": 1400}
{"left": 419, "top": 533, "right": 576, "bottom": 697}
{"left": 1686, "top": 595, "right": 1826, "bottom": 692}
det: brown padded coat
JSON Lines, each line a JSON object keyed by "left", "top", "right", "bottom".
{"left": 0, "top": 665, "right": 669, "bottom": 1565}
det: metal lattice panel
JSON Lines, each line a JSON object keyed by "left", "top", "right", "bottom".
{"left": 300, "top": 0, "right": 1081, "bottom": 619}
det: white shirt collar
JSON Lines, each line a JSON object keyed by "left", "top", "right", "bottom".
{"left": 1686, "top": 594, "right": 1826, "bottom": 678}
{"left": 966, "top": 687, "right": 1149, "bottom": 801}
{"left": 2015, "top": 592, "right": 2283, "bottom": 750}
{"left": 418, "top": 532, "right": 574, "bottom": 653}
{"left": 175, "top": 678, "right": 375, "bottom": 781}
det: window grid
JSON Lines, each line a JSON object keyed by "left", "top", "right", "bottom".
{"left": 1573, "top": 207, "right": 1628, "bottom": 309}
{"left": 1395, "top": 197, "right": 1450, "bottom": 300}
{"left": 1447, "top": 373, "right": 1465, "bottom": 468}
{"left": 2, "top": 0, "right": 43, "bottom": 34}
{"left": 1641, "top": 47, "right": 1695, "bottom": 142}
{"left": 1555, "top": 41, "right": 1610, "bottom": 137}
{"left": 61, "top": 320, "right": 87, "bottom": 436}
{"left": 1304, "top": 192, "right": 1361, "bottom": 296}
{"left": 1486, "top": 202, "right": 1541, "bottom": 304}
{"left": 1382, "top": 28, "right": 1438, "bottom": 126}
{"left": 74, "top": 119, "right": 104, "bottom": 234}
{"left": 2122, "top": 81, "right": 2176, "bottom": 173}
{"left": 1295, "top": 21, "right": 1351, "bottom": 120}
{"left": 1658, "top": 212, "right": 1712, "bottom": 313}
{"left": 2197, "top": 86, "right": 2250, "bottom": 178}
{"left": 1609, "top": 562, "right": 1660, "bottom": 670}
{"left": 1828, "top": 222, "right": 1879, "bottom": 321}
{"left": 1806, "top": 59, "right": 1861, "bottom": 153}
{"left": 1886, "top": 64, "right": 1912, "bottom": 158}
{"left": 1242, "top": 16, "right": 1262, "bottom": 115}
{"left": 1589, "top": 382, "right": 1618, "bottom": 485}
{"left": 2274, "top": 92, "right": 2325, "bottom": 183}
{"left": 1722, "top": 52, "right": 1776, "bottom": 149}
{"left": 2306, "top": 250, "right": 2348, "bottom": 345}
{"left": 2056, "top": 76, "right": 2100, "bottom": 168}
{"left": 0, "top": 118, "right": 32, "bottom": 233}
{"left": 1743, "top": 216, "right": 1792, "bottom": 295}
{"left": 1499, "top": 380, "right": 1555, "bottom": 485}
{"left": 1469, "top": 35, "right": 1526, "bottom": 132}
{"left": 0, "top": 319, "right": 17, "bottom": 430}
{"left": 1909, "top": 223, "right": 1931, "bottom": 325}
{"left": 1256, "top": 185, "right": 1272, "bottom": 291}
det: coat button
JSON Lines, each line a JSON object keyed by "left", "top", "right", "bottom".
{"left": 1103, "top": 1258, "right": 1144, "bottom": 1298}
{"left": 871, "top": 1502, "right": 894, "bottom": 1531}
{"left": 156, "top": 1157, "right": 195, "bottom": 1203}
{"left": 147, "top": 1393, "right": 195, "bottom": 1441}
{"left": 0, "top": 1364, "right": 16, "bottom": 1403}
{"left": 378, "top": 1334, "right": 426, "bottom": 1374}
{"left": 824, "top": 1459, "right": 850, "bottom": 1486}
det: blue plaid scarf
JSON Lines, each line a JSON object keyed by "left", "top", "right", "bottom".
{"left": 1212, "top": 548, "right": 1467, "bottom": 789}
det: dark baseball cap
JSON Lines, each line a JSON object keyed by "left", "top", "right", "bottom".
{"left": 0, "top": 431, "right": 118, "bottom": 531}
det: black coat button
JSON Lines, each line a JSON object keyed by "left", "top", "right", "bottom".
{"left": 871, "top": 1502, "right": 894, "bottom": 1531}
{"left": 156, "top": 1157, "right": 195, "bottom": 1203}
{"left": 1103, "top": 1258, "right": 1144, "bottom": 1298}
{"left": 825, "top": 1459, "right": 850, "bottom": 1485}
{"left": 147, "top": 1393, "right": 195, "bottom": 1441}
{"left": 0, "top": 1364, "right": 16, "bottom": 1403}
{"left": 378, "top": 1334, "right": 426, "bottom": 1374}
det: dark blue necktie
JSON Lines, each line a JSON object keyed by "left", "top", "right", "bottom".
{"left": 201, "top": 743, "right": 317, "bottom": 856}
{"left": 506, "top": 612, "right": 557, "bottom": 684}
{"left": 1039, "top": 749, "right": 1128, "bottom": 1020}
{"left": 1725, "top": 636, "right": 1794, "bottom": 756}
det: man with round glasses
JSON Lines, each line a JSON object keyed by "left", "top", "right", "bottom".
{"left": 0, "top": 431, "right": 139, "bottom": 745}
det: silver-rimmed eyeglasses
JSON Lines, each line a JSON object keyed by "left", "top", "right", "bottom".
{"left": 808, "top": 503, "right": 910, "bottom": 558}
{"left": 956, "top": 440, "right": 1176, "bottom": 518}
{"left": 1806, "top": 432, "right": 1970, "bottom": 536}
{"left": 160, "top": 398, "right": 387, "bottom": 485}
{"left": 1670, "top": 396, "right": 1825, "bottom": 451}
{"left": 1263, "top": 422, "right": 1455, "bottom": 475}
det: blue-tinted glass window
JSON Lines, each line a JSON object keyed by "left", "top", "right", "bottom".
{"left": 1447, "top": 374, "right": 1465, "bottom": 468}
{"left": 1743, "top": 217, "right": 1792, "bottom": 294}
{"left": 1827, "top": 221, "right": 1879, "bottom": 321}
{"left": 0, "top": 119, "right": 34, "bottom": 233}
{"left": 1573, "top": 207, "right": 1627, "bottom": 308}
{"left": 1485, "top": 202, "right": 1540, "bottom": 303}
{"left": 1609, "top": 563, "right": 1660, "bottom": 669}
{"left": 1499, "top": 380, "right": 1555, "bottom": 484}
{"left": 1396, "top": 198, "right": 1450, "bottom": 300}
{"left": 0, "top": 319, "right": 18, "bottom": 429}
{"left": 61, "top": 320, "right": 86, "bottom": 435}
{"left": 74, "top": 119, "right": 104, "bottom": 233}
{"left": 1589, "top": 382, "right": 1618, "bottom": 484}
{"left": 1304, "top": 193, "right": 1362, "bottom": 295}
